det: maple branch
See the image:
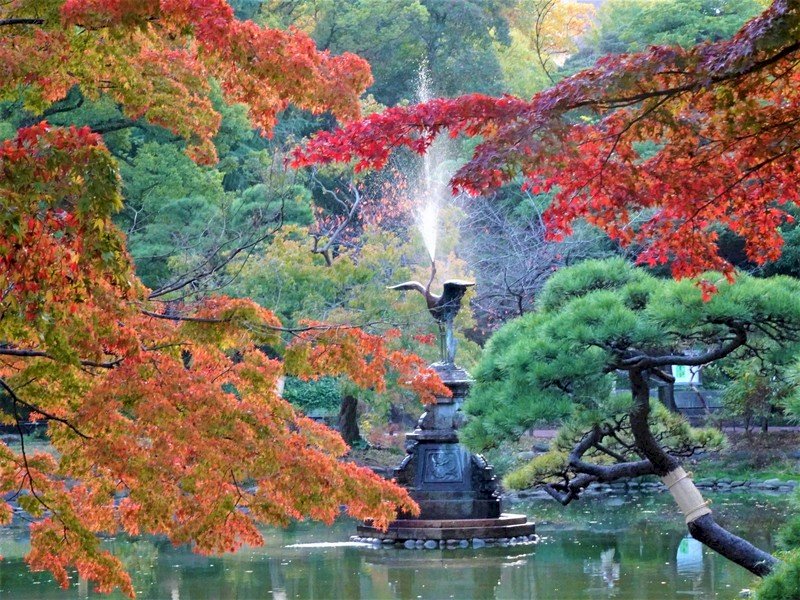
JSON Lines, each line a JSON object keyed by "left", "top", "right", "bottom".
{"left": 140, "top": 308, "right": 393, "bottom": 336}
{"left": 532, "top": 0, "right": 557, "bottom": 85}
{"left": 148, "top": 215, "right": 284, "bottom": 300}
{"left": 0, "top": 18, "right": 44, "bottom": 27}
{"left": 309, "top": 174, "right": 364, "bottom": 266}
{"left": 140, "top": 309, "right": 226, "bottom": 324}
{"left": 673, "top": 142, "right": 800, "bottom": 236}
{"left": 0, "top": 347, "right": 121, "bottom": 369}
{"left": 0, "top": 377, "right": 91, "bottom": 439}
{"left": 90, "top": 118, "right": 140, "bottom": 134}
{"left": 573, "top": 38, "right": 800, "bottom": 114}
{"left": 19, "top": 88, "right": 85, "bottom": 129}
{"left": 14, "top": 414, "right": 56, "bottom": 517}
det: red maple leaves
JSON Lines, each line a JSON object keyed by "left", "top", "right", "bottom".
{"left": 294, "top": 0, "right": 800, "bottom": 284}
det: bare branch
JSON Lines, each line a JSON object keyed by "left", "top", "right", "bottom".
{"left": 0, "top": 347, "right": 121, "bottom": 369}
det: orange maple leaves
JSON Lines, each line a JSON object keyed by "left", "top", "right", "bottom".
{"left": 2, "top": 0, "right": 372, "bottom": 162}
{"left": 0, "top": 123, "right": 437, "bottom": 597}
{"left": 286, "top": 324, "right": 451, "bottom": 404}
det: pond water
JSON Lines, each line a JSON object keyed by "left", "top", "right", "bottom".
{"left": 0, "top": 492, "right": 791, "bottom": 599}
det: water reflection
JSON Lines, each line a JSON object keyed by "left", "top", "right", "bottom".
{"left": 583, "top": 547, "right": 620, "bottom": 590}
{"left": 0, "top": 492, "right": 790, "bottom": 599}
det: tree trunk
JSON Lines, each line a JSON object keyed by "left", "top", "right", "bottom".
{"left": 629, "top": 369, "right": 778, "bottom": 577}
{"left": 658, "top": 380, "right": 678, "bottom": 413}
{"left": 338, "top": 394, "right": 361, "bottom": 446}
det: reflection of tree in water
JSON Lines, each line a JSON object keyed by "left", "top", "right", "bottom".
{"left": 108, "top": 539, "right": 160, "bottom": 592}
{"left": 373, "top": 551, "right": 513, "bottom": 598}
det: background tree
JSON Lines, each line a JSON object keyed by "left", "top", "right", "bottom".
{"left": 259, "top": 0, "right": 512, "bottom": 105}
{"left": 459, "top": 187, "right": 612, "bottom": 334}
{"left": 719, "top": 363, "right": 792, "bottom": 433}
{"left": 228, "top": 219, "right": 480, "bottom": 443}
{"left": 593, "top": 0, "right": 766, "bottom": 54}
{"left": 498, "top": 0, "right": 595, "bottom": 96}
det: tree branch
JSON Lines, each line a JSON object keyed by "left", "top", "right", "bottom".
{"left": 0, "top": 377, "right": 91, "bottom": 439}
{"left": 0, "top": 18, "right": 45, "bottom": 27}
{"left": 622, "top": 326, "right": 747, "bottom": 369}
{"left": 0, "top": 347, "right": 121, "bottom": 369}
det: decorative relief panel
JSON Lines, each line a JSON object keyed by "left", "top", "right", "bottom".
{"left": 422, "top": 448, "right": 463, "bottom": 483}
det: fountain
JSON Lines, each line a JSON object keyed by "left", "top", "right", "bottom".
{"left": 355, "top": 69, "right": 536, "bottom": 545}
{"left": 355, "top": 263, "right": 536, "bottom": 547}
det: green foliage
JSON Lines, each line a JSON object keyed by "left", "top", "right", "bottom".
{"left": 0, "top": 119, "right": 17, "bottom": 141}
{"left": 596, "top": 0, "right": 765, "bottom": 52}
{"left": 721, "top": 367, "right": 791, "bottom": 429}
{"left": 504, "top": 397, "right": 725, "bottom": 490}
{"left": 756, "top": 549, "right": 800, "bottom": 600}
{"left": 535, "top": 257, "right": 653, "bottom": 312}
{"left": 504, "top": 450, "right": 568, "bottom": 490}
{"left": 229, "top": 224, "right": 479, "bottom": 365}
{"left": 758, "top": 484, "right": 800, "bottom": 597}
{"left": 282, "top": 377, "right": 342, "bottom": 414}
{"left": 263, "top": 0, "right": 510, "bottom": 104}
{"left": 563, "top": 0, "right": 764, "bottom": 78}
{"left": 463, "top": 259, "right": 800, "bottom": 452}
{"left": 780, "top": 519, "right": 800, "bottom": 552}
{"left": 229, "top": 226, "right": 378, "bottom": 325}
{"left": 313, "top": 0, "right": 429, "bottom": 105}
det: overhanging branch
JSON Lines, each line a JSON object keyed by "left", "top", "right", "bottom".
{"left": 0, "top": 377, "right": 91, "bottom": 439}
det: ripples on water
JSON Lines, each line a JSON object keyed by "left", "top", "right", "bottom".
{"left": 0, "top": 492, "right": 791, "bottom": 599}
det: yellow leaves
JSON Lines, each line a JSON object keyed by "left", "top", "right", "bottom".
{"left": 499, "top": 0, "right": 596, "bottom": 95}
{"left": 504, "top": 450, "right": 569, "bottom": 490}
{"left": 0, "top": 502, "right": 12, "bottom": 526}
{"left": 172, "top": 296, "right": 283, "bottom": 350}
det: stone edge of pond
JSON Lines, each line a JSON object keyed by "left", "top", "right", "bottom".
{"left": 348, "top": 535, "right": 539, "bottom": 550}
{"left": 503, "top": 477, "right": 798, "bottom": 502}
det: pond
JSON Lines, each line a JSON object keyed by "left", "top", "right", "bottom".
{"left": 0, "top": 491, "right": 791, "bottom": 599}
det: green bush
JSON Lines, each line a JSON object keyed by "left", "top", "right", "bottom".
{"left": 757, "top": 490, "right": 800, "bottom": 599}
{"left": 282, "top": 377, "right": 341, "bottom": 414}
{"left": 780, "top": 519, "right": 800, "bottom": 551}
{"left": 756, "top": 550, "right": 800, "bottom": 599}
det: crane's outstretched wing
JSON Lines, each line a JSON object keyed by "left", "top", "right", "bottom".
{"left": 440, "top": 280, "right": 475, "bottom": 311}
{"left": 387, "top": 281, "right": 427, "bottom": 294}
{"left": 443, "top": 280, "right": 475, "bottom": 289}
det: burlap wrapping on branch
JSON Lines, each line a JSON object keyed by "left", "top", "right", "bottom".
{"left": 661, "top": 467, "right": 712, "bottom": 524}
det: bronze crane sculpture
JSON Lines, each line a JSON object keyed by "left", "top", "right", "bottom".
{"left": 388, "top": 261, "right": 474, "bottom": 365}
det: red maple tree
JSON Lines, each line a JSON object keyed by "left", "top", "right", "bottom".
{"left": 0, "top": 121, "right": 449, "bottom": 597}
{"left": 294, "top": 0, "right": 800, "bottom": 294}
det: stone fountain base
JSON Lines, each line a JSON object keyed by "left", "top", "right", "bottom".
{"left": 355, "top": 513, "right": 535, "bottom": 547}
{"left": 354, "top": 363, "right": 535, "bottom": 549}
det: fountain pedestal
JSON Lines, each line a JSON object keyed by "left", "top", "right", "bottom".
{"left": 357, "top": 363, "right": 535, "bottom": 545}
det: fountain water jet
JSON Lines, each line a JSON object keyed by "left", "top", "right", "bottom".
{"left": 418, "top": 202, "right": 439, "bottom": 263}
{"left": 413, "top": 63, "right": 448, "bottom": 265}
